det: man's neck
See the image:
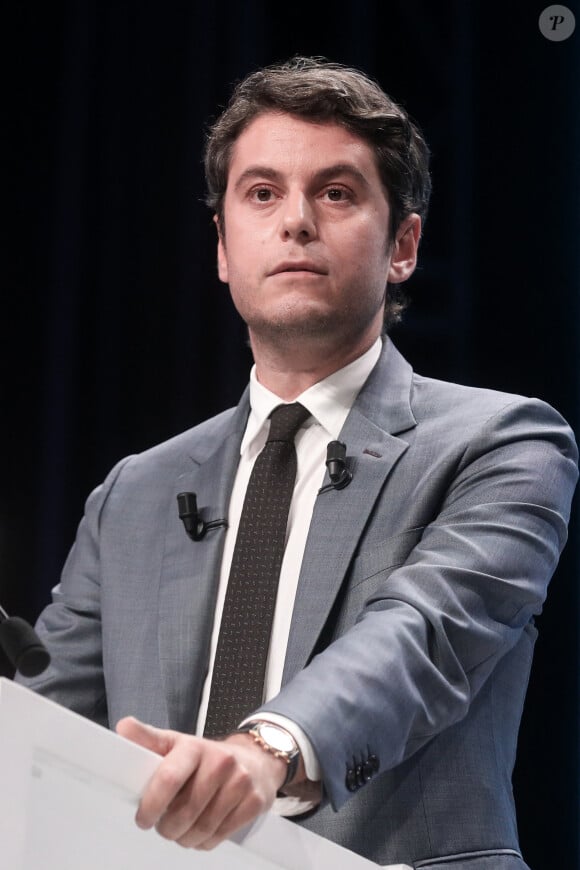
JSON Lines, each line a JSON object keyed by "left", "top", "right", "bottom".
{"left": 250, "top": 330, "right": 382, "bottom": 401}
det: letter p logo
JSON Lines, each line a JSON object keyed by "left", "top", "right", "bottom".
{"left": 539, "top": 5, "right": 576, "bottom": 41}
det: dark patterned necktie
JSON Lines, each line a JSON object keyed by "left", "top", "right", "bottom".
{"left": 203, "top": 402, "right": 310, "bottom": 738}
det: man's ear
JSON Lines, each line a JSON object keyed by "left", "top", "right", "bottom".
{"left": 387, "top": 213, "right": 421, "bottom": 284}
{"left": 214, "top": 214, "right": 229, "bottom": 284}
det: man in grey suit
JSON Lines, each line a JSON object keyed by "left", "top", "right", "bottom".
{"left": 20, "top": 58, "right": 578, "bottom": 868}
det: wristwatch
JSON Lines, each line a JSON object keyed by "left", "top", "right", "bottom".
{"left": 237, "top": 721, "right": 300, "bottom": 788}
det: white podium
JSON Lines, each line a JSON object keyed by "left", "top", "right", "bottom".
{"left": 0, "top": 679, "right": 411, "bottom": 869}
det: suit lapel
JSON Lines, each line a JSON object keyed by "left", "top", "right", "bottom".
{"left": 157, "top": 396, "right": 250, "bottom": 731}
{"left": 156, "top": 339, "right": 417, "bottom": 720}
{"left": 283, "top": 339, "right": 417, "bottom": 682}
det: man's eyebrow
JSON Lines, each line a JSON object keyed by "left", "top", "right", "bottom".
{"left": 233, "top": 166, "right": 283, "bottom": 191}
{"left": 232, "top": 163, "right": 371, "bottom": 191}
{"left": 313, "top": 164, "right": 371, "bottom": 188}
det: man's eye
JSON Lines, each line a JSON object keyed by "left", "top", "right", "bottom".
{"left": 252, "top": 188, "right": 274, "bottom": 202}
{"left": 325, "top": 188, "right": 349, "bottom": 202}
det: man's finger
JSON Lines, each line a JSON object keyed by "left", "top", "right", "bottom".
{"left": 168, "top": 737, "right": 283, "bottom": 849}
{"left": 181, "top": 785, "right": 266, "bottom": 851}
{"left": 117, "top": 721, "right": 206, "bottom": 830}
{"left": 166, "top": 756, "right": 256, "bottom": 847}
{"left": 154, "top": 740, "right": 243, "bottom": 841}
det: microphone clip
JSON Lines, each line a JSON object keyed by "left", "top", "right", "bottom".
{"left": 319, "top": 441, "right": 353, "bottom": 493}
{"left": 177, "top": 492, "right": 227, "bottom": 541}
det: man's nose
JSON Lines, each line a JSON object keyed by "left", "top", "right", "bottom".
{"left": 279, "top": 192, "right": 317, "bottom": 241}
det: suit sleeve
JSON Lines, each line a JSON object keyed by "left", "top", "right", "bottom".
{"left": 258, "top": 398, "right": 579, "bottom": 809}
{"left": 15, "top": 457, "right": 134, "bottom": 726}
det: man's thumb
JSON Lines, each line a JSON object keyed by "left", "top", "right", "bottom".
{"left": 116, "top": 716, "right": 175, "bottom": 756}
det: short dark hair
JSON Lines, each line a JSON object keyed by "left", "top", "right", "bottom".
{"left": 204, "top": 56, "right": 432, "bottom": 327}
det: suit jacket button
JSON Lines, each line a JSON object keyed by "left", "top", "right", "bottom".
{"left": 346, "top": 768, "right": 358, "bottom": 791}
{"left": 362, "top": 760, "right": 375, "bottom": 781}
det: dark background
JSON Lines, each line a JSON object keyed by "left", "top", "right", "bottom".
{"left": 3, "top": 2, "right": 579, "bottom": 867}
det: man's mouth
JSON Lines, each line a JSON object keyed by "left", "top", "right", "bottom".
{"left": 269, "top": 261, "right": 327, "bottom": 276}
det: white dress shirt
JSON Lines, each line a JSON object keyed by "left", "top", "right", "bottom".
{"left": 196, "top": 337, "right": 382, "bottom": 812}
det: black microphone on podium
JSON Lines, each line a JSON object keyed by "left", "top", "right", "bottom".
{"left": 177, "top": 492, "right": 228, "bottom": 541}
{"left": 320, "top": 440, "right": 353, "bottom": 493}
{"left": 0, "top": 604, "right": 51, "bottom": 677}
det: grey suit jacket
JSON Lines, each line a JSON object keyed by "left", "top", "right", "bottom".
{"left": 21, "top": 340, "right": 578, "bottom": 868}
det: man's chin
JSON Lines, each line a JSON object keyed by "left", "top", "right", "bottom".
{"left": 243, "top": 299, "right": 384, "bottom": 350}
{"left": 247, "top": 311, "right": 338, "bottom": 341}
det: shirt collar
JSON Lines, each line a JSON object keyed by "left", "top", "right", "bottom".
{"left": 241, "top": 337, "right": 382, "bottom": 454}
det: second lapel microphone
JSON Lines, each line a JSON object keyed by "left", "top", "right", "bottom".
{"left": 177, "top": 492, "right": 228, "bottom": 541}
{"left": 320, "top": 440, "right": 353, "bottom": 493}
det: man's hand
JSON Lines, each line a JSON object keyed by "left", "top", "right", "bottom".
{"left": 116, "top": 717, "right": 287, "bottom": 850}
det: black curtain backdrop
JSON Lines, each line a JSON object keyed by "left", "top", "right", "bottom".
{"left": 4, "top": 2, "right": 579, "bottom": 866}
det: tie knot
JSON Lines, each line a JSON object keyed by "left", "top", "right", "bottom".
{"left": 267, "top": 403, "right": 310, "bottom": 443}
